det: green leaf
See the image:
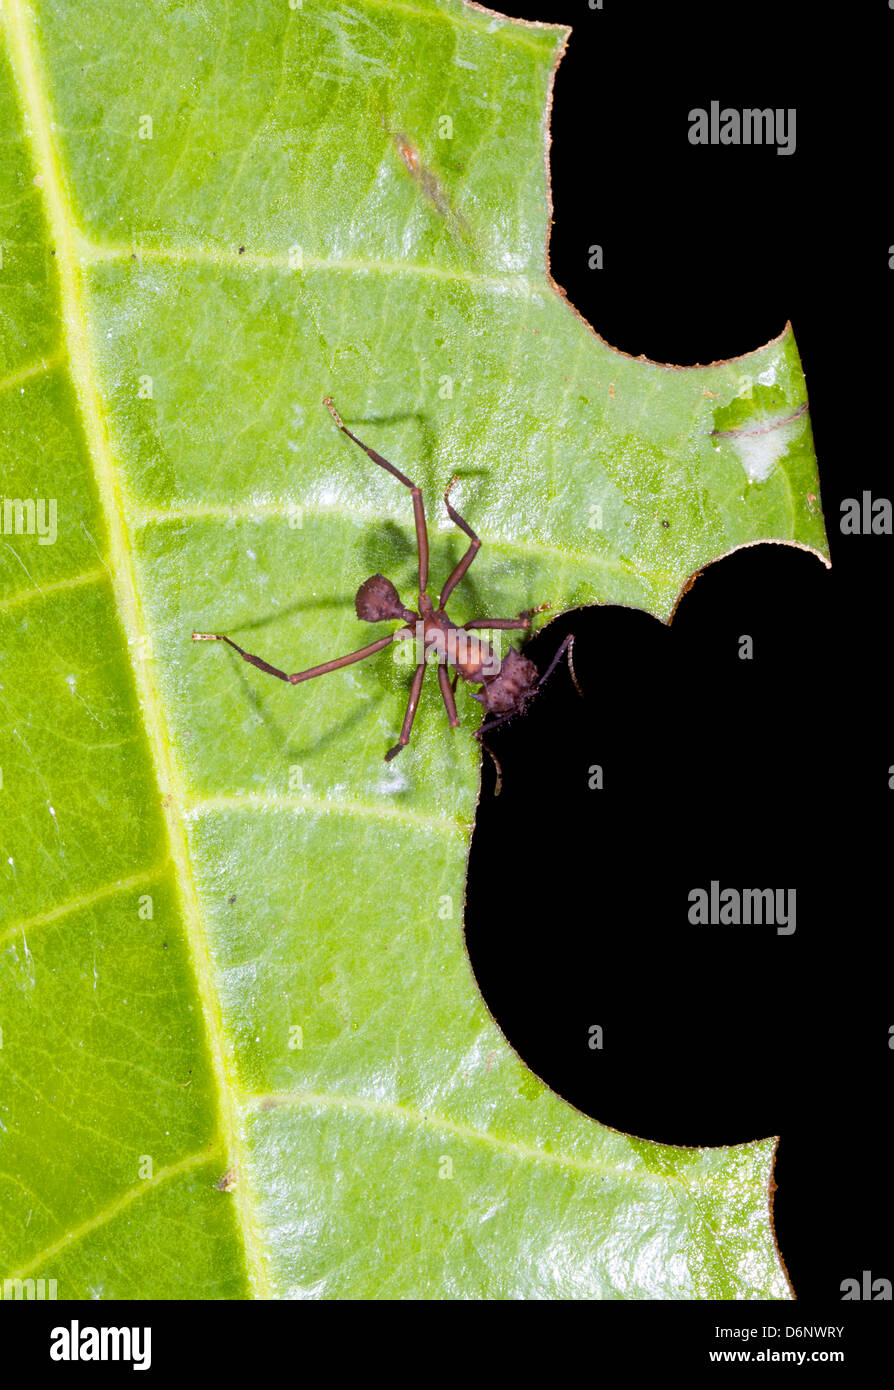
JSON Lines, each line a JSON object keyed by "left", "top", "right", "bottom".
{"left": 0, "top": 0, "right": 825, "bottom": 1299}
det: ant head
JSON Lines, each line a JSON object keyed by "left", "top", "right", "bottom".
{"left": 355, "top": 573, "right": 407, "bottom": 623}
{"left": 479, "top": 647, "right": 539, "bottom": 716}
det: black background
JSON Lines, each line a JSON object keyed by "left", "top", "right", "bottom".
{"left": 466, "top": 0, "right": 893, "bottom": 1302}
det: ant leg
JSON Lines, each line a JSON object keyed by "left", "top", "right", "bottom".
{"left": 439, "top": 478, "right": 481, "bottom": 608}
{"left": 464, "top": 604, "right": 551, "bottom": 632}
{"left": 385, "top": 661, "right": 427, "bottom": 761}
{"left": 289, "top": 634, "right": 403, "bottom": 684}
{"left": 437, "top": 663, "right": 460, "bottom": 728}
{"left": 474, "top": 710, "right": 516, "bottom": 737}
{"left": 324, "top": 397, "right": 430, "bottom": 596}
{"left": 465, "top": 617, "right": 527, "bottom": 632}
{"left": 192, "top": 632, "right": 291, "bottom": 681}
{"left": 192, "top": 631, "right": 400, "bottom": 684}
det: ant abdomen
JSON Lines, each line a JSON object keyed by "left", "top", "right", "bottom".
{"left": 355, "top": 573, "right": 408, "bottom": 623}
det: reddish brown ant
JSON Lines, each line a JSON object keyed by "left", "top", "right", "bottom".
{"left": 193, "top": 397, "right": 577, "bottom": 762}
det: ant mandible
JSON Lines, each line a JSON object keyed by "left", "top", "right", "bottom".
{"left": 193, "top": 397, "right": 576, "bottom": 762}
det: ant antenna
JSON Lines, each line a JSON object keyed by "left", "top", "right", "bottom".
{"left": 480, "top": 737, "right": 503, "bottom": 796}
{"left": 535, "top": 633, "right": 582, "bottom": 698}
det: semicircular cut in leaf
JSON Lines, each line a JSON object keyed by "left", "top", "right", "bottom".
{"left": 0, "top": 0, "right": 826, "bottom": 1299}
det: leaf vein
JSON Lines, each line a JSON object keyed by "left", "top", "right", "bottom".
{"left": 1, "top": 1147, "right": 223, "bottom": 1284}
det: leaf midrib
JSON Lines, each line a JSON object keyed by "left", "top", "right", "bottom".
{"left": 2, "top": 0, "right": 270, "bottom": 1296}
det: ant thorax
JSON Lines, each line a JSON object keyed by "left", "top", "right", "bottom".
{"left": 397, "top": 603, "right": 502, "bottom": 686}
{"left": 425, "top": 616, "right": 498, "bottom": 687}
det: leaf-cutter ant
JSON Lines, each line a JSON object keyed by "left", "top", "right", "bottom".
{"left": 193, "top": 398, "right": 577, "bottom": 762}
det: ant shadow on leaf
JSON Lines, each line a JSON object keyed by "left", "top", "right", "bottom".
{"left": 228, "top": 652, "right": 388, "bottom": 764}
{"left": 227, "top": 593, "right": 358, "bottom": 635}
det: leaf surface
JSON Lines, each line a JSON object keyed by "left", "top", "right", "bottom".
{"left": 0, "top": 0, "right": 826, "bottom": 1298}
